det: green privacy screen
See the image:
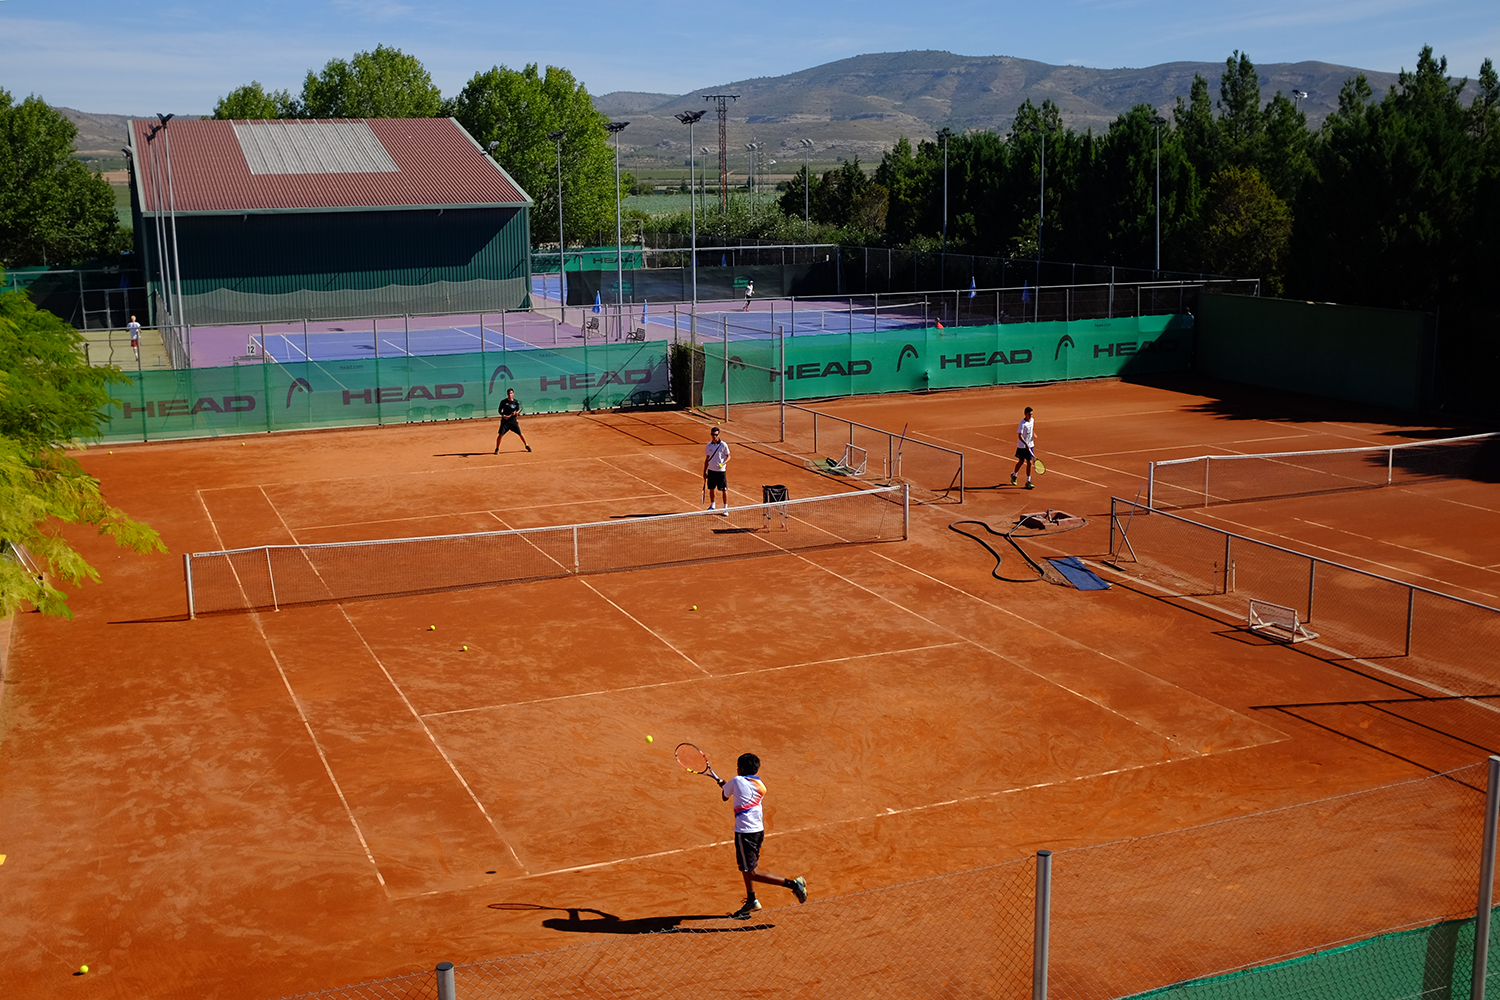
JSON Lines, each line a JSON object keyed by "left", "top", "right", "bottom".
{"left": 97, "top": 342, "right": 669, "bottom": 443}
{"left": 704, "top": 314, "right": 1193, "bottom": 403}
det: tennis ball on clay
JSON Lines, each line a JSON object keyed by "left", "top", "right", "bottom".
{"left": 691, "top": 605, "right": 697, "bottom": 611}
{"left": 646, "top": 735, "right": 654, "bottom": 743}
{"left": 79, "top": 966, "right": 88, "bottom": 974}
{"left": 428, "top": 625, "right": 436, "bottom": 631}
{"left": 461, "top": 645, "right": 469, "bottom": 651}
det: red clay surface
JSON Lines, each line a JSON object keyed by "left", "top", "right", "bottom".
{"left": 0, "top": 373, "right": 1496, "bottom": 999}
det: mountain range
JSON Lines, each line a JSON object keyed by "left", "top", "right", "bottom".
{"left": 60, "top": 50, "right": 1408, "bottom": 174}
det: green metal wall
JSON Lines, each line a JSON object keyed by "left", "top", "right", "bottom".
{"left": 136, "top": 206, "right": 532, "bottom": 325}
{"left": 1197, "top": 293, "right": 1428, "bottom": 411}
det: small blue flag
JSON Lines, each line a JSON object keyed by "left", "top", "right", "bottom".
{"left": 1021, "top": 281, "right": 1030, "bottom": 304}
{"left": 592, "top": 291, "right": 602, "bottom": 314}
{"left": 968, "top": 277, "right": 977, "bottom": 300}
{"left": 642, "top": 299, "right": 648, "bottom": 323}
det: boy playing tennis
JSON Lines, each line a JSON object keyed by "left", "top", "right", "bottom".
{"left": 716, "top": 752, "right": 807, "bottom": 919}
{"left": 1011, "top": 405, "right": 1037, "bottom": 489}
{"left": 494, "top": 388, "right": 532, "bottom": 453}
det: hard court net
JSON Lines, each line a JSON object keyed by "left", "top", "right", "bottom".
{"left": 184, "top": 486, "right": 908, "bottom": 615}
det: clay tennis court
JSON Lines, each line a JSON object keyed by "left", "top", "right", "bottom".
{"left": 0, "top": 373, "right": 1495, "bottom": 999}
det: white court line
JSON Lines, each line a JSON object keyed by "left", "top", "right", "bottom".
{"left": 422, "top": 642, "right": 965, "bottom": 718}
{"left": 574, "top": 577, "right": 713, "bottom": 678}
{"left": 929, "top": 429, "right": 1118, "bottom": 491}
{"left": 337, "top": 605, "right": 532, "bottom": 875}
{"left": 517, "top": 755, "right": 1191, "bottom": 880}
{"left": 1070, "top": 434, "right": 1311, "bottom": 459}
{"left": 291, "top": 492, "right": 672, "bottom": 533}
{"left": 195, "top": 488, "right": 390, "bottom": 890}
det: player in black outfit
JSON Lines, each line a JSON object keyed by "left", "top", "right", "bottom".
{"left": 494, "top": 388, "right": 532, "bottom": 453}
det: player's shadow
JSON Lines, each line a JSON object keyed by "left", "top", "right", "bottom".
{"left": 489, "top": 903, "right": 773, "bottom": 934}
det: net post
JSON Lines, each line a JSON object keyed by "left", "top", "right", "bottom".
{"left": 436, "top": 961, "right": 456, "bottom": 1000}
{"left": 1203, "top": 456, "right": 1210, "bottom": 507}
{"left": 265, "top": 548, "right": 279, "bottom": 611}
{"left": 903, "top": 484, "right": 910, "bottom": 539}
{"left": 1406, "top": 587, "right": 1415, "bottom": 657}
{"left": 1223, "top": 535, "right": 1233, "bottom": 594}
{"left": 1307, "top": 561, "right": 1316, "bottom": 622}
{"left": 1147, "top": 462, "right": 1155, "bottom": 508}
{"left": 1388, "top": 445, "right": 1395, "bottom": 485}
{"left": 1109, "top": 498, "right": 1117, "bottom": 556}
{"left": 572, "top": 526, "right": 580, "bottom": 574}
{"left": 1033, "top": 849, "right": 1052, "bottom": 1000}
{"left": 183, "top": 554, "right": 195, "bottom": 620}
{"left": 1474, "top": 756, "right": 1500, "bottom": 1000}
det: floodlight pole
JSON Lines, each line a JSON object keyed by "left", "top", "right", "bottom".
{"left": 1149, "top": 115, "right": 1167, "bottom": 276}
{"left": 799, "top": 138, "right": 813, "bottom": 238}
{"left": 144, "top": 128, "right": 171, "bottom": 329}
{"left": 605, "top": 121, "right": 629, "bottom": 340}
{"left": 938, "top": 127, "right": 953, "bottom": 254}
{"left": 548, "top": 130, "right": 566, "bottom": 322}
{"left": 676, "top": 111, "right": 707, "bottom": 342}
{"left": 158, "top": 114, "right": 186, "bottom": 329}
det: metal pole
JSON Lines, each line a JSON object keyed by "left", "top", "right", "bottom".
{"left": 1474, "top": 756, "right": 1500, "bottom": 1000}
{"left": 1308, "top": 561, "right": 1317, "bottom": 622}
{"left": 554, "top": 132, "right": 566, "bottom": 326}
{"left": 779, "top": 325, "right": 786, "bottom": 442}
{"left": 162, "top": 124, "right": 187, "bottom": 327}
{"left": 723, "top": 315, "right": 730, "bottom": 421}
{"left": 1147, "top": 461, "right": 1155, "bottom": 508}
{"left": 436, "top": 961, "right": 456, "bottom": 1000}
{"left": 183, "top": 554, "right": 195, "bottom": 620}
{"left": 1033, "top": 849, "right": 1053, "bottom": 1000}
{"left": 903, "top": 484, "right": 910, "bottom": 539}
{"left": 690, "top": 120, "right": 698, "bottom": 341}
{"left": 265, "top": 548, "right": 279, "bottom": 611}
{"left": 1406, "top": 587, "right": 1416, "bottom": 657}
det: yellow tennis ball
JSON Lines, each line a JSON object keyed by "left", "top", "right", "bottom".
{"left": 428, "top": 625, "right": 436, "bottom": 631}
{"left": 646, "top": 735, "right": 654, "bottom": 743}
{"left": 80, "top": 966, "right": 88, "bottom": 974}
{"left": 461, "top": 645, "right": 468, "bottom": 651}
{"left": 691, "top": 605, "right": 697, "bottom": 611}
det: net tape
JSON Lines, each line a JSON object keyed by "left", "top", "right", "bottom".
{"left": 186, "top": 486, "right": 907, "bottom": 615}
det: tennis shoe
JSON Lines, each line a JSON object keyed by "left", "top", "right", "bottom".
{"left": 526, "top": 445, "right": 532, "bottom": 452}
{"left": 1024, "top": 482, "right": 1035, "bottom": 490}
{"left": 790, "top": 876, "right": 808, "bottom": 904}
{"left": 729, "top": 897, "right": 761, "bottom": 920}
{"left": 1010, "top": 473, "right": 1017, "bottom": 485}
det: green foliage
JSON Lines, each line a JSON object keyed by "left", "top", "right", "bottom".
{"left": 301, "top": 45, "right": 442, "bottom": 119}
{"left": 0, "top": 277, "right": 164, "bottom": 617}
{"left": 212, "top": 82, "right": 298, "bottom": 120}
{"left": 447, "top": 63, "right": 615, "bottom": 245}
{"left": 1190, "top": 167, "right": 1293, "bottom": 292}
{"left": 0, "top": 90, "right": 131, "bottom": 268}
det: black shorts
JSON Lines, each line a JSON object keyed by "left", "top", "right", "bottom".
{"left": 733, "top": 830, "right": 764, "bottom": 872}
{"left": 1015, "top": 446, "right": 1034, "bottom": 460}
{"left": 499, "top": 416, "right": 521, "bottom": 434}
{"left": 706, "top": 470, "right": 727, "bottom": 490}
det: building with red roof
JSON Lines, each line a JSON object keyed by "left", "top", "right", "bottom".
{"left": 126, "top": 117, "right": 533, "bottom": 326}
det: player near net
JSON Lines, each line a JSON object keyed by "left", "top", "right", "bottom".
{"left": 677, "top": 744, "right": 807, "bottom": 919}
{"left": 703, "top": 426, "right": 730, "bottom": 512}
{"left": 494, "top": 388, "right": 532, "bottom": 454}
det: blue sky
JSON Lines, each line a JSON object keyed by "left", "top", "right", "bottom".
{"left": 2, "top": 0, "right": 1496, "bottom": 114}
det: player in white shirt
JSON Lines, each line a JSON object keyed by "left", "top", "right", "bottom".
{"left": 1010, "top": 406, "right": 1037, "bottom": 490}
{"left": 126, "top": 315, "right": 141, "bottom": 361}
{"left": 703, "top": 426, "right": 731, "bottom": 512}
{"left": 716, "top": 752, "right": 808, "bottom": 919}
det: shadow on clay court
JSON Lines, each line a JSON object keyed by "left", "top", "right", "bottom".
{"left": 488, "top": 903, "right": 773, "bottom": 934}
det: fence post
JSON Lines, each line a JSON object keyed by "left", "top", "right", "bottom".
{"left": 1307, "top": 561, "right": 1317, "bottom": 623}
{"left": 779, "top": 326, "right": 786, "bottom": 442}
{"left": 1388, "top": 445, "right": 1395, "bottom": 485}
{"left": 1406, "top": 587, "right": 1416, "bottom": 657}
{"left": 1034, "top": 849, "right": 1053, "bottom": 1000}
{"left": 1223, "top": 535, "right": 1233, "bottom": 595}
{"left": 1147, "top": 461, "right": 1155, "bottom": 508}
{"left": 902, "top": 484, "right": 910, "bottom": 539}
{"left": 436, "top": 961, "right": 456, "bottom": 1000}
{"left": 1473, "top": 756, "right": 1500, "bottom": 1000}
{"left": 183, "top": 554, "right": 195, "bottom": 620}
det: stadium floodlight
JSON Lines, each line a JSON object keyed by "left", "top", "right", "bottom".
{"left": 674, "top": 111, "right": 707, "bottom": 339}
{"left": 1026, "top": 121, "right": 1054, "bottom": 263}
{"left": 545, "top": 130, "right": 566, "bottom": 322}
{"left": 604, "top": 121, "right": 630, "bottom": 339}
{"left": 798, "top": 138, "right": 813, "bottom": 237}
{"left": 155, "top": 113, "right": 186, "bottom": 328}
{"left": 1149, "top": 115, "right": 1168, "bottom": 275}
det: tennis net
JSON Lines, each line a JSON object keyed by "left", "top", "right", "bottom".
{"left": 184, "top": 486, "right": 908, "bottom": 616}
{"left": 1147, "top": 432, "right": 1500, "bottom": 509}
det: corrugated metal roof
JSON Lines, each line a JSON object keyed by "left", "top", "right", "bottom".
{"left": 232, "top": 120, "right": 400, "bottom": 175}
{"left": 128, "top": 118, "right": 532, "bottom": 215}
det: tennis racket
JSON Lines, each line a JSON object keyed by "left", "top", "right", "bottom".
{"left": 675, "top": 742, "right": 721, "bottom": 783}
{"left": 1034, "top": 459, "right": 1046, "bottom": 476}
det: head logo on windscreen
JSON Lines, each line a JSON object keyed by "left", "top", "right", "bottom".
{"left": 285, "top": 378, "right": 312, "bottom": 408}
{"left": 488, "top": 365, "right": 514, "bottom": 393}
{"left": 896, "top": 344, "right": 920, "bottom": 371}
{"left": 1054, "top": 335, "right": 1075, "bottom": 361}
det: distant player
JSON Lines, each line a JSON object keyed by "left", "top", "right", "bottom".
{"left": 703, "top": 426, "right": 730, "bottom": 512}
{"left": 126, "top": 315, "right": 141, "bottom": 361}
{"left": 742, "top": 279, "right": 754, "bottom": 312}
{"left": 715, "top": 752, "right": 807, "bottom": 919}
{"left": 1011, "top": 405, "right": 1036, "bottom": 489}
{"left": 494, "top": 388, "right": 531, "bottom": 453}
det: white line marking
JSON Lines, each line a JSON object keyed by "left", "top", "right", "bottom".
{"left": 575, "top": 577, "right": 713, "bottom": 676}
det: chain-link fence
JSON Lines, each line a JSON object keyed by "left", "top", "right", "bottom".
{"left": 272, "top": 761, "right": 1493, "bottom": 1000}
{"left": 1108, "top": 498, "right": 1500, "bottom": 697}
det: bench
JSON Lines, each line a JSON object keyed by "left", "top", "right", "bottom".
{"left": 1247, "top": 599, "right": 1319, "bottom": 643}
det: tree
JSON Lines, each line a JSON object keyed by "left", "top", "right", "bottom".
{"left": 1192, "top": 166, "right": 1293, "bottom": 290}
{"left": 300, "top": 45, "right": 442, "bottom": 119}
{"left": 447, "top": 64, "right": 614, "bottom": 245}
{"left": 212, "top": 82, "right": 298, "bottom": 120}
{"left": 0, "top": 276, "right": 164, "bottom": 617}
{"left": 0, "top": 90, "right": 131, "bottom": 268}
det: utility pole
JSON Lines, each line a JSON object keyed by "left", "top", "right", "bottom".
{"left": 703, "top": 94, "right": 739, "bottom": 211}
